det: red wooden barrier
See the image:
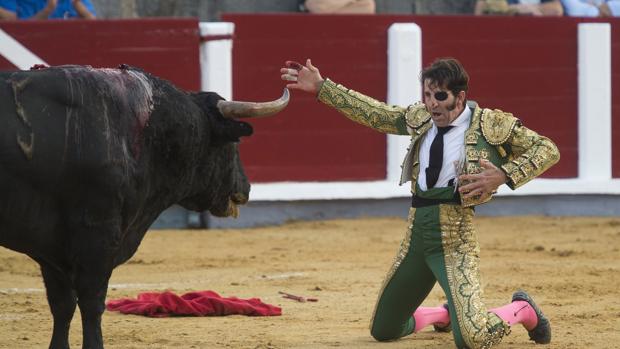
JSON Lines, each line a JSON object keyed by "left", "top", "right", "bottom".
{"left": 0, "top": 19, "right": 200, "bottom": 91}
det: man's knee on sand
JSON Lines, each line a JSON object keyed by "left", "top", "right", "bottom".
{"left": 369, "top": 323, "right": 405, "bottom": 342}
{"left": 370, "top": 322, "right": 468, "bottom": 348}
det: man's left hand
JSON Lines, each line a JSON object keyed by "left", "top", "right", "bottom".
{"left": 458, "top": 159, "right": 507, "bottom": 199}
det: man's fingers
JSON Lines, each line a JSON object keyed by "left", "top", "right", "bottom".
{"left": 281, "top": 74, "right": 298, "bottom": 82}
{"left": 285, "top": 60, "right": 303, "bottom": 71}
{"left": 479, "top": 159, "right": 495, "bottom": 170}
{"left": 461, "top": 187, "right": 485, "bottom": 199}
{"left": 461, "top": 189, "right": 477, "bottom": 199}
{"left": 458, "top": 173, "right": 479, "bottom": 182}
{"left": 280, "top": 67, "right": 299, "bottom": 75}
{"left": 458, "top": 181, "right": 479, "bottom": 192}
{"left": 307, "top": 58, "right": 317, "bottom": 72}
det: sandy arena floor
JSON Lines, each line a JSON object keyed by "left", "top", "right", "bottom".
{"left": 0, "top": 216, "right": 619, "bottom": 349}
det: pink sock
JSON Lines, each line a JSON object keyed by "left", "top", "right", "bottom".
{"left": 491, "top": 301, "right": 537, "bottom": 330}
{"left": 413, "top": 306, "right": 450, "bottom": 332}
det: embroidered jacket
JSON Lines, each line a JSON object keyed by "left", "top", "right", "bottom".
{"left": 317, "top": 79, "right": 560, "bottom": 207}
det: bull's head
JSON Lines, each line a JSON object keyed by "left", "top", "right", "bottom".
{"left": 179, "top": 89, "right": 289, "bottom": 218}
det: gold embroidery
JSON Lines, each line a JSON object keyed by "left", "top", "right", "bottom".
{"left": 531, "top": 153, "right": 547, "bottom": 170}
{"left": 318, "top": 79, "right": 409, "bottom": 135}
{"left": 480, "top": 109, "right": 519, "bottom": 145}
{"left": 411, "top": 161, "right": 420, "bottom": 184}
{"left": 466, "top": 132, "right": 479, "bottom": 145}
{"left": 499, "top": 125, "right": 560, "bottom": 189}
{"left": 520, "top": 162, "right": 535, "bottom": 177}
{"left": 496, "top": 145, "right": 507, "bottom": 158}
{"left": 479, "top": 148, "right": 489, "bottom": 160}
{"left": 467, "top": 148, "right": 479, "bottom": 162}
{"left": 467, "top": 162, "right": 482, "bottom": 174}
{"left": 405, "top": 103, "right": 432, "bottom": 130}
{"left": 440, "top": 205, "right": 509, "bottom": 348}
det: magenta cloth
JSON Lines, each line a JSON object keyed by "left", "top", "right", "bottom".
{"left": 106, "top": 290, "right": 281, "bottom": 317}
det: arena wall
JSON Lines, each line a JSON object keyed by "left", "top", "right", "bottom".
{"left": 0, "top": 16, "right": 618, "bottom": 228}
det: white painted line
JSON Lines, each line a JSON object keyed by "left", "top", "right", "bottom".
{"left": 0, "top": 287, "right": 44, "bottom": 294}
{"left": 0, "top": 28, "right": 48, "bottom": 70}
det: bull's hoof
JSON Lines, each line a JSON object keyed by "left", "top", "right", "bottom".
{"left": 512, "top": 290, "right": 551, "bottom": 344}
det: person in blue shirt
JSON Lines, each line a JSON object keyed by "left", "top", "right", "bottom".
{"left": 0, "top": 0, "right": 96, "bottom": 20}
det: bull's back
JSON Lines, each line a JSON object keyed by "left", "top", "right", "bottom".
{"left": 0, "top": 67, "right": 144, "bottom": 187}
{"left": 0, "top": 67, "right": 148, "bottom": 255}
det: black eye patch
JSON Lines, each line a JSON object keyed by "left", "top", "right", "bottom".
{"left": 434, "top": 91, "right": 449, "bottom": 101}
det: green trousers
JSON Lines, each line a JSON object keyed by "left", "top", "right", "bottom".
{"left": 369, "top": 187, "right": 509, "bottom": 349}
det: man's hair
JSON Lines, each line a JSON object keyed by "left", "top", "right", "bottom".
{"left": 420, "top": 58, "right": 469, "bottom": 95}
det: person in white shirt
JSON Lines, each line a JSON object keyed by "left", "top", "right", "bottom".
{"left": 475, "top": 0, "right": 564, "bottom": 15}
{"left": 561, "top": 0, "right": 620, "bottom": 16}
{"left": 280, "top": 57, "right": 560, "bottom": 348}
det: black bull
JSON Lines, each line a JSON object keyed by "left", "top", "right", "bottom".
{"left": 0, "top": 65, "right": 289, "bottom": 349}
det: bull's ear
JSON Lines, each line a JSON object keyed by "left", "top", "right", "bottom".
{"left": 191, "top": 92, "right": 254, "bottom": 144}
{"left": 192, "top": 91, "right": 226, "bottom": 117}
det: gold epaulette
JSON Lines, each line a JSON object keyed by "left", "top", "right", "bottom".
{"left": 480, "top": 109, "right": 520, "bottom": 145}
{"left": 404, "top": 103, "right": 431, "bottom": 133}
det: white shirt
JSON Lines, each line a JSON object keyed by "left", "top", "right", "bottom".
{"left": 418, "top": 106, "right": 471, "bottom": 191}
{"left": 561, "top": 0, "right": 620, "bottom": 16}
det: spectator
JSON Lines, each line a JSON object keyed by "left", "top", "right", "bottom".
{"left": 0, "top": 5, "right": 15, "bottom": 19}
{"left": 0, "top": 0, "right": 96, "bottom": 20}
{"left": 561, "top": 0, "right": 620, "bottom": 16}
{"left": 475, "top": 0, "right": 564, "bottom": 15}
{"left": 302, "top": 0, "right": 375, "bottom": 14}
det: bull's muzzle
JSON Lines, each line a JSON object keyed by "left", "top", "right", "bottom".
{"left": 217, "top": 88, "right": 289, "bottom": 119}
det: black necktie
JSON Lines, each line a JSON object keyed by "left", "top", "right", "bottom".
{"left": 425, "top": 126, "right": 454, "bottom": 189}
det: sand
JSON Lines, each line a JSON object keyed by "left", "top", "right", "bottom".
{"left": 1, "top": 216, "right": 619, "bottom": 349}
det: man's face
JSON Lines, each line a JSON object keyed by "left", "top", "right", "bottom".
{"left": 423, "top": 79, "right": 465, "bottom": 127}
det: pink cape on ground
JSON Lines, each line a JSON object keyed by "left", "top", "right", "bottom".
{"left": 106, "top": 290, "right": 281, "bottom": 317}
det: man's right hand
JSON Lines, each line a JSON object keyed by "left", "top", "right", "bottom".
{"left": 280, "top": 58, "right": 324, "bottom": 94}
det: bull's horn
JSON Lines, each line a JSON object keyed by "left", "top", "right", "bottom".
{"left": 217, "top": 88, "right": 289, "bottom": 119}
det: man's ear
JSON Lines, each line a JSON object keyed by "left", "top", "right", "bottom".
{"left": 457, "top": 90, "right": 467, "bottom": 107}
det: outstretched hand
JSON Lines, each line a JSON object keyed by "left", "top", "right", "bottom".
{"left": 458, "top": 159, "right": 507, "bottom": 200}
{"left": 280, "top": 59, "right": 324, "bottom": 94}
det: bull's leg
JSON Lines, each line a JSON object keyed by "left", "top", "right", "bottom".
{"left": 69, "top": 193, "right": 124, "bottom": 349}
{"left": 75, "top": 259, "right": 113, "bottom": 349}
{"left": 40, "top": 264, "right": 77, "bottom": 349}
{"left": 72, "top": 231, "right": 117, "bottom": 349}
